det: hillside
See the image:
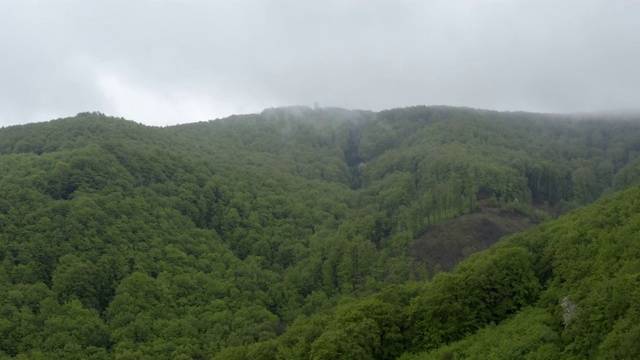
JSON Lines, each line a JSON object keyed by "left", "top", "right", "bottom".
{"left": 412, "top": 209, "right": 533, "bottom": 276}
{"left": 400, "top": 182, "right": 640, "bottom": 359}
{"left": 1, "top": 107, "right": 640, "bottom": 358}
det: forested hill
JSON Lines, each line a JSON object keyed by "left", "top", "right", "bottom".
{"left": 1, "top": 106, "right": 640, "bottom": 359}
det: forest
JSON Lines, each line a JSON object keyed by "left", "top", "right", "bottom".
{"left": 1, "top": 106, "right": 640, "bottom": 359}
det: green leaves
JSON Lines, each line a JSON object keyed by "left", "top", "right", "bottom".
{"left": 406, "top": 247, "right": 541, "bottom": 352}
{"left": 2, "top": 107, "right": 640, "bottom": 358}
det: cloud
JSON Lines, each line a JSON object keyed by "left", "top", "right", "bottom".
{"left": 1, "top": 0, "right": 639, "bottom": 126}
{"left": 96, "top": 67, "right": 267, "bottom": 125}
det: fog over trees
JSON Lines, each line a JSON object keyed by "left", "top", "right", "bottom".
{"left": 1, "top": 1, "right": 640, "bottom": 126}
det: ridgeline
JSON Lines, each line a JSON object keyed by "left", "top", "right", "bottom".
{"left": 1, "top": 106, "right": 640, "bottom": 359}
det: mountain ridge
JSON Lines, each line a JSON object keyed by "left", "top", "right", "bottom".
{"left": 1, "top": 106, "right": 640, "bottom": 358}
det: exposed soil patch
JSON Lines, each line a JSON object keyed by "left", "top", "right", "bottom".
{"left": 411, "top": 209, "right": 534, "bottom": 277}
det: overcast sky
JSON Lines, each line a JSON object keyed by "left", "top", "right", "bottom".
{"left": 1, "top": 0, "right": 639, "bottom": 126}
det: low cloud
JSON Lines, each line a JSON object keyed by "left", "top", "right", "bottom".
{"left": 1, "top": 0, "right": 639, "bottom": 126}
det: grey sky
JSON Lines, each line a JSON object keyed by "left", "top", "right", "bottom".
{"left": 1, "top": 0, "right": 639, "bottom": 126}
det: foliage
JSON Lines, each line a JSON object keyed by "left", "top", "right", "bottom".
{"left": 1, "top": 107, "right": 640, "bottom": 358}
{"left": 405, "top": 182, "right": 640, "bottom": 359}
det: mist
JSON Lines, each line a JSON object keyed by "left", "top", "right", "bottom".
{"left": 1, "top": 0, "right": 639, "bottom": 126}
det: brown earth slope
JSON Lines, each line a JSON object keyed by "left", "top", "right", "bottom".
{"left": 411, "top": 210, "right": 534, "bottom": 277}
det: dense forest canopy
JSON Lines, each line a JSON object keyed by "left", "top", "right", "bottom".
{"left": 1, "top": 106, "right": 640, "bottom": 359}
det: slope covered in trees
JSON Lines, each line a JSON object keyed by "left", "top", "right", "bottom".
{"left": 400, "top": 182, "right": 640, "bottom": 359}
{"left": 0, "top": 107, "right": 639, "bottom": 358}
